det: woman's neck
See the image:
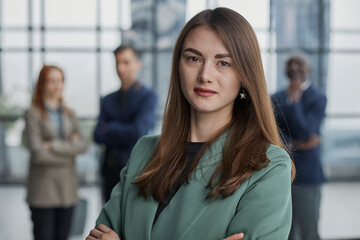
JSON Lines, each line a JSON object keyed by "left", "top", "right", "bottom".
{"left": 44, "top": 98, "right": 60, "bottom": 110}
{"left": 189, "top": 110, "right": 232, "bottom": 142}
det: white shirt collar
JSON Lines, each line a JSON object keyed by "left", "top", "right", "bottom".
{"left": 301, "top": 79, "right": 311, "bottom": 91}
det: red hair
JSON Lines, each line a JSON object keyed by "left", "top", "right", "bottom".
{"left": 32, "top": 65, "right": 66, "bottom": 119}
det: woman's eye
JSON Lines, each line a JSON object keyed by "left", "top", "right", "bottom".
{"left": 219, "top": 61, "right": 230, "bottom": 67}
{"left": 188, "top": 56, "right": 200, "bottom": 62}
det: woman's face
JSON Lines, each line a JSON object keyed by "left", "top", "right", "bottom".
{"left": 44, "top": 69, "right": 64, "bottom": 101}
{"left": 179, "top": 26, "right": 241, "bottom": 118}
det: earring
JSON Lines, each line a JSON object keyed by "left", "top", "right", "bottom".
{"left": 239, "top": 88, "right": 247, "bottom": 99}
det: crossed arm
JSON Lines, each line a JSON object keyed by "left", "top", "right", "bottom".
{"left": 94, "top": 92, "right": 157, "bottom": 149}
{"left": 25, "top": 109, "right": 87, "bottom": 165}
{"left": 86, "top": 224, "right": 244, "bottom": 240}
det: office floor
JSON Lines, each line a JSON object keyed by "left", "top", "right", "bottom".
{"left": 0, "top": 182, "right": 359, "bottom": 240}
{"left": 0, "top": 185, "right": 102, "bottom": 240}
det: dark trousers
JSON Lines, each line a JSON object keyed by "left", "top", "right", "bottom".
{"left": 288, "top": 185, "right": 321, "bottom": 240}
{"left": 102, "top": 164, "right": 123, "bottom": 203}
{"left": 30, "top": 206, "right": 74, "bottom": 240}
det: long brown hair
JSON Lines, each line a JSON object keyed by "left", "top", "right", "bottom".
{"left": 134, "top": 8, "right": 295, "bottom": 201}
{"left": 32, "top": 65, "right": 66, "bottom": 119}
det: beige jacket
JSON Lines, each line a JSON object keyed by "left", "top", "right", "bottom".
{"left": 24, "top": 105, "right": 87, "bottom": 207}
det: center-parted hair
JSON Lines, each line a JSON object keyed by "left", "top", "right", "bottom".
{"left": 134, "top": 7, "right": 295, "bottom": 201}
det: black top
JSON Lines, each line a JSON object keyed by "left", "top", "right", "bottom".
{"left": 153, "top": 142, "right": 204, "bottom": 225}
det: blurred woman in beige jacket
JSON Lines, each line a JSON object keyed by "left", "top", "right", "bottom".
{"left": 24, "top": 65, "right": 87, "bottom": 240}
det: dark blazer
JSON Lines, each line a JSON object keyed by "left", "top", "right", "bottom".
{"left": 272, "top": 84, "right": 327, "bottom": 185}
{"left": 94, "top": 82, "right": 157, "bottom": 170}
{"left": 96, "top": 135, "right": 292, "bottom": 240}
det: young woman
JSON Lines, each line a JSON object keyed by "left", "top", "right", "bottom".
{"left": 24, "top": 65, "right": 87, "bottom": 240}
{"left": 87, "top": 7, "right": 295, "bottom": 240}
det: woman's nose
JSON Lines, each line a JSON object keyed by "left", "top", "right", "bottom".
{"left": 197, "top": 62, "right": 214, "bottom": 83}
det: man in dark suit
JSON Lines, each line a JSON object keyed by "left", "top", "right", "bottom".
{"left": 272, "top": 53, "right": 327, "bottom": 240}
{"left": 94, "top": 45, "right": 158, "bottom": 203}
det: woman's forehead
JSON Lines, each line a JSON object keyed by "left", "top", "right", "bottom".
{"left": 182, "top": 26, "right": 229, "bottom": 54}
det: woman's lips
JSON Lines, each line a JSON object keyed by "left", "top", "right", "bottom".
{"left": 194, "top": 87, "right": 217, "bottom": 97}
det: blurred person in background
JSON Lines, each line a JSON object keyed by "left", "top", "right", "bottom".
{"left": 272, "top": 53, "right": 327, "bottom": 240}
{"left": 93, "top": 44, "right": 158, "bottom": 203}
{"left": 87, "top": 8, "right": 294, "bottom": 240}
{"left": 24, "top": 65, "right": 88, "bottom": 240}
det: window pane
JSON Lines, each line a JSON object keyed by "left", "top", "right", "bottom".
{"left": 260, "top": 51, "right": 278, "bottom": 95}
{"left": 75, "top": 119, "right": 99, "bottom": 180}
{"left": 45, "top": 53, "right": 98, "bottom": 117}
{"left": 32, "top": 52, "right": 46, "bottom": 87}
{"left": 186, "top": 0, "right": 207, "bottom": 21}
{"left": 327, "top": 54, "right": 360, "bottom": 114}
{"left": 255, "top": 31, "right": 269, "bottom": 50}
{"left": 100, "top": 52, "right": 119, "bottom": 96}
{"left": 4, "top": 119, "right": 29, "bottom": 180}
{"left": 331, "top": 0, "right": 360, "bottom": 29}
{"left": 45, "top": 31, "right": 96, "bottom": 48}
{"left": 261, "top": 51, "right": 269, "bottom": 80}
{"left": 138, "top": 52, "right": 153, "bottom": 88}
{"left": 261, "top": 51, "right": 276, "bottom": 93}
{"left": 122, "top": 30, "right": 153, "bottom": 50}
{"left": 33, "top": 0, "right": 41, "bottom": 27}
{"left": 322, "top": 118, "right": 360, "bottom": 179}
{"left": 32, "top": 30, "right": 42, "bottom": 50}
{"left": 123, "top": 0, "right": 153, "bottom": 49}
{"left": 2, "top": 53, "right": 31, "bottom": 113}
{"left": 3, "top": 31, "right": 28, "bottom": 49}
{"left": 3, "top": 0, "right": 27, "bottom": 27}
{"left": 330, "top": 33, "right": 360, "bottom": 50}
{"left": 274, "top": 0, "right": 325, "bottom": 50}
{"left": 156, "top": 1, "right": 186, "bottom": 49}
{"left": 157, "top": 53, "right": 172, "bottom": 113}
{"left": 218, "top": 0, "right": 269, "bottom": 29}
{"left": 45, "top": 0, "right": 96, "bottom": 27}
{"left": 101, "top": 31, "right": 121, "bottom": 49}
{"left": 325, "top": 118, "right": 360, "bottom": 130}
{"left": 101, "top": 0, "right": 118, "bottom": 27}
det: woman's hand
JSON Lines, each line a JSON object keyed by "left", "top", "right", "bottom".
{"left": 86, "top": 224, "right": 120, "bottom": 240}
{"left": 287, "top": 80, "right": 302, "bottom": 103}
{"left": 71, "top": 133, "right": 79, "bottom": 141}
{"left": 292, "top": 134, "right": 321, "bottom": 150}
{"left": 223, "top": 233, "right": 245, "bottom": 240}
{"left": 43, "top": 141, "right": 51, "bottom": 149}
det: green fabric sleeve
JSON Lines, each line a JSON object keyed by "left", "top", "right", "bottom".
{"left": 95, "top": 165, "right": 127, "bottom": 234}
{"left": 226, "top": 149, "right": 292, "bottom": 239}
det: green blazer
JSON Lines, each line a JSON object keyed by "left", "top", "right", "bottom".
{"left": 96, "top": 134, "right": 292, "bottom": 240}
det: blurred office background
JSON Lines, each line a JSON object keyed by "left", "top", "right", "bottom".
{"left": 0, "top": 0, "right": 359, "bottom": 239}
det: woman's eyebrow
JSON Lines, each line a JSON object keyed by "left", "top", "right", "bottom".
{"left": 215, "top": 53, "right": 231, "bottom": 59}
{"left": 183, "top": 48, "right": 202, "bottom": 56}
{"left": 183, "top": 48, "right": 231, "bottom": 59}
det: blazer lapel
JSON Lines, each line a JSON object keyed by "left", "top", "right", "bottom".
{"left": 61, "top": 113, "right": 71, "bottom": 139}
{"left": 301, "top": 85, "right": 317, "bottom": 108}
{"left": 150, "top": 134, "right": 226, "bottom": 240}
{"left": 123, "top": 181, "right": 159, "bottom": 240}
{"left": 42, "top": 118, "right": 58, "bottom": 139}
{"left": 42, "top": 108, "right": 68, "bottom": 140}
